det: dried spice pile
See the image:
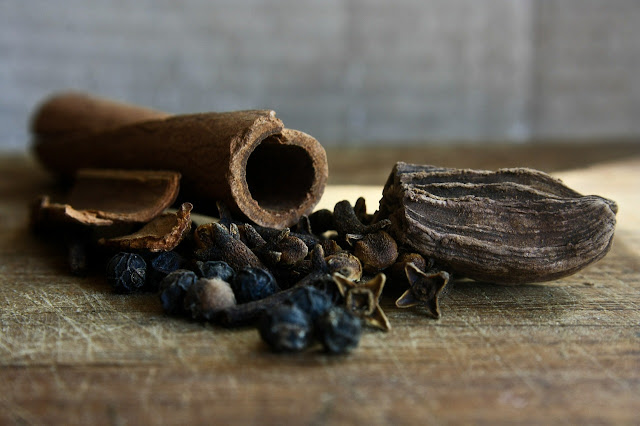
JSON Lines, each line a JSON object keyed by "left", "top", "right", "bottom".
{"left": 32, "top": 191, "right": 442, "bottom": 355}
{"left": 30, "top": 163, "right": 617, "bottom": 356}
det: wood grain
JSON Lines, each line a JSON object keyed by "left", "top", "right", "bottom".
{"left": 1, "top": 149, "right": 639, "bottom": 424}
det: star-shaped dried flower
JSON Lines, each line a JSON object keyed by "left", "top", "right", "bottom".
{"left": 332, "top": 272, "right": 390, "bottom": 331}
{"left": 395, "top": 263, "right": 450, "bottom": 319}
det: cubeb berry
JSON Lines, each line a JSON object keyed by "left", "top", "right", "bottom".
{"left": 148, "top": 251, "right": 185, "bottom": 289}
{"left": 232, "top": 267, "right": 278, "bottom": 304}
{"left": 316, "top": 306, "right": 362, "bottom": 354}
{"left": 284, "top": 286, "right": 334, "bottom": 322}
{"left": 194, "top": 260, "right": 235, "bottom": 282}
{"left": 106, "top": 252, "right": 147, "bottom": 293}
{"left": 159, "top": 269, "right": 198, "bottom": 315}
{"left": 259, "top": 305, "right": 313, "bottom": 352}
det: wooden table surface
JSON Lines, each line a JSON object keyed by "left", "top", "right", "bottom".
{"left": 1, "top": 143, "right": 639, "bottom": 425}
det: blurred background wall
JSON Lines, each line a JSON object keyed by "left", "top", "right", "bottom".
{"left": 1, "top": 0, "right": 639, "bottom": 150}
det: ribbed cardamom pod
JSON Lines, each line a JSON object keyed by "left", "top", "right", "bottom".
{"left": 376, "top": 162, "right": 617, "bottom": 284}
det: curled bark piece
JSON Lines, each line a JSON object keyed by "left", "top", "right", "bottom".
{"left": 377, "top": 162, "right": 618, "bottom": 284}
{"left": 31, "top": 169, "right": 180, "bottom": 227}
{"left": 99, "top": 203, "right": 193, "bottom": 252}
{"left": 31, "top": 92, "right": 328, "bottom": 228}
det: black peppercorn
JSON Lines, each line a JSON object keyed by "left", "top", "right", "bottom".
{"left": 194, "top": 260, "right": 235, "bottom": 282}
{"left": 284, "top": 286, "right": 333, "bottom": 322}
{"left": 106, "top": 252, "right": 147, "bottom": 293}
{"left": 158, "top": 269, "right": 198, "bottom": 315}
{"left": 148, "top": 251, "right": 185, "bottom": 289}
{"left": 259, "top": 305, "right": 313, "bottom": 352}
{"left": 232, "top": 267, "right": 279, "bottom": 304}
{"left": 316, "top": 306, "right": 362, "bottom": 354}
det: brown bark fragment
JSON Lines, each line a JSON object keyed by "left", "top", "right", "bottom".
{"left": 99, "top": 202, "right": 193, "bottom": 252}
{"left": 31, "top": 169, "right": 181, "bottom": 227}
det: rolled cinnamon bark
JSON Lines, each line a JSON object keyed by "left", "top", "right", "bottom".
{"left": 31, "top": 92, "right": 328, "bottom": 228}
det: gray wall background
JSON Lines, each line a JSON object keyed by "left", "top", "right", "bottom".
{"left": 1, "top": 0, "right": 639, "bottom": 150}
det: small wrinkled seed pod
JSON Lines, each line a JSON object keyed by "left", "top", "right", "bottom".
{"left": 353, "top": 230, "right": 398, "bottom": 274}
{"left": 184, "top": 277, "right": 236, "bottom": 319}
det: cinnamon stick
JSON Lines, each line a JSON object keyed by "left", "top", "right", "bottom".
{"left": 31, "top": 92, "right": 328, "bottom": 229}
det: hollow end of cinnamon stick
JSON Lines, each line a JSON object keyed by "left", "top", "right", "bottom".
{"left": 30, "top": 92, "right": 328, "bottom": 229}
{"left": 230, "top": 128, "right": 328, "bottom": 228}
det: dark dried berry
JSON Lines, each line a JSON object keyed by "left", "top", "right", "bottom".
{"left": 106, "top": 252, "right": 147, "bottom": 293}
{"left": 316, "top": 306, "right": 362, "bottom": 354}
{"left": 232, "top": 267, "right": 279, "bottom": 304}
{"left": 194, "top": 260, "right": 235, "bottom": 282}
{"left": 68, "top": 240, "right": 89, "bottom": 276}
{"left": 148, "top": 251, "right": 185, "bottom": 288}
{"left": 159, "top": 269, "right": 198, "bottom": 315}
{"left": 259, "top": 305, "right": 313, "bottom": 352}
{"left": 183, "top": 277, "right": 236, "bottom": 319}
{"left": 284, "top": 286, "right": 333, "bottom": 322}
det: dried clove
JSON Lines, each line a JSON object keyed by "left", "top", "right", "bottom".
{"left": 238, "top": 224, "right": 308, "bottom": 268}
{"left": 353, "top": 230, "right": 398, "bottom": 274}
{"left": 193, "top": 222, "right": 265, "bottom": 271}
{"left": 326, "top": 251, "right": 363, "bottom": 281}
{"left": 319, "top": 239, "right": 342, "bottom": 256}
{"left": 273, "top": 230, "right": 309, "bottom": 265}
{"left": 354, "top": 197, "right": 373, "bottom": 225}
{"left": 253, "top": 223, "right": 320, "bottom": 251}
{"left": 308, "top": 208, "right": 335, "bottom": 235}
{"left": 333, "top": 200, "right": 391, "bottom": 241}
